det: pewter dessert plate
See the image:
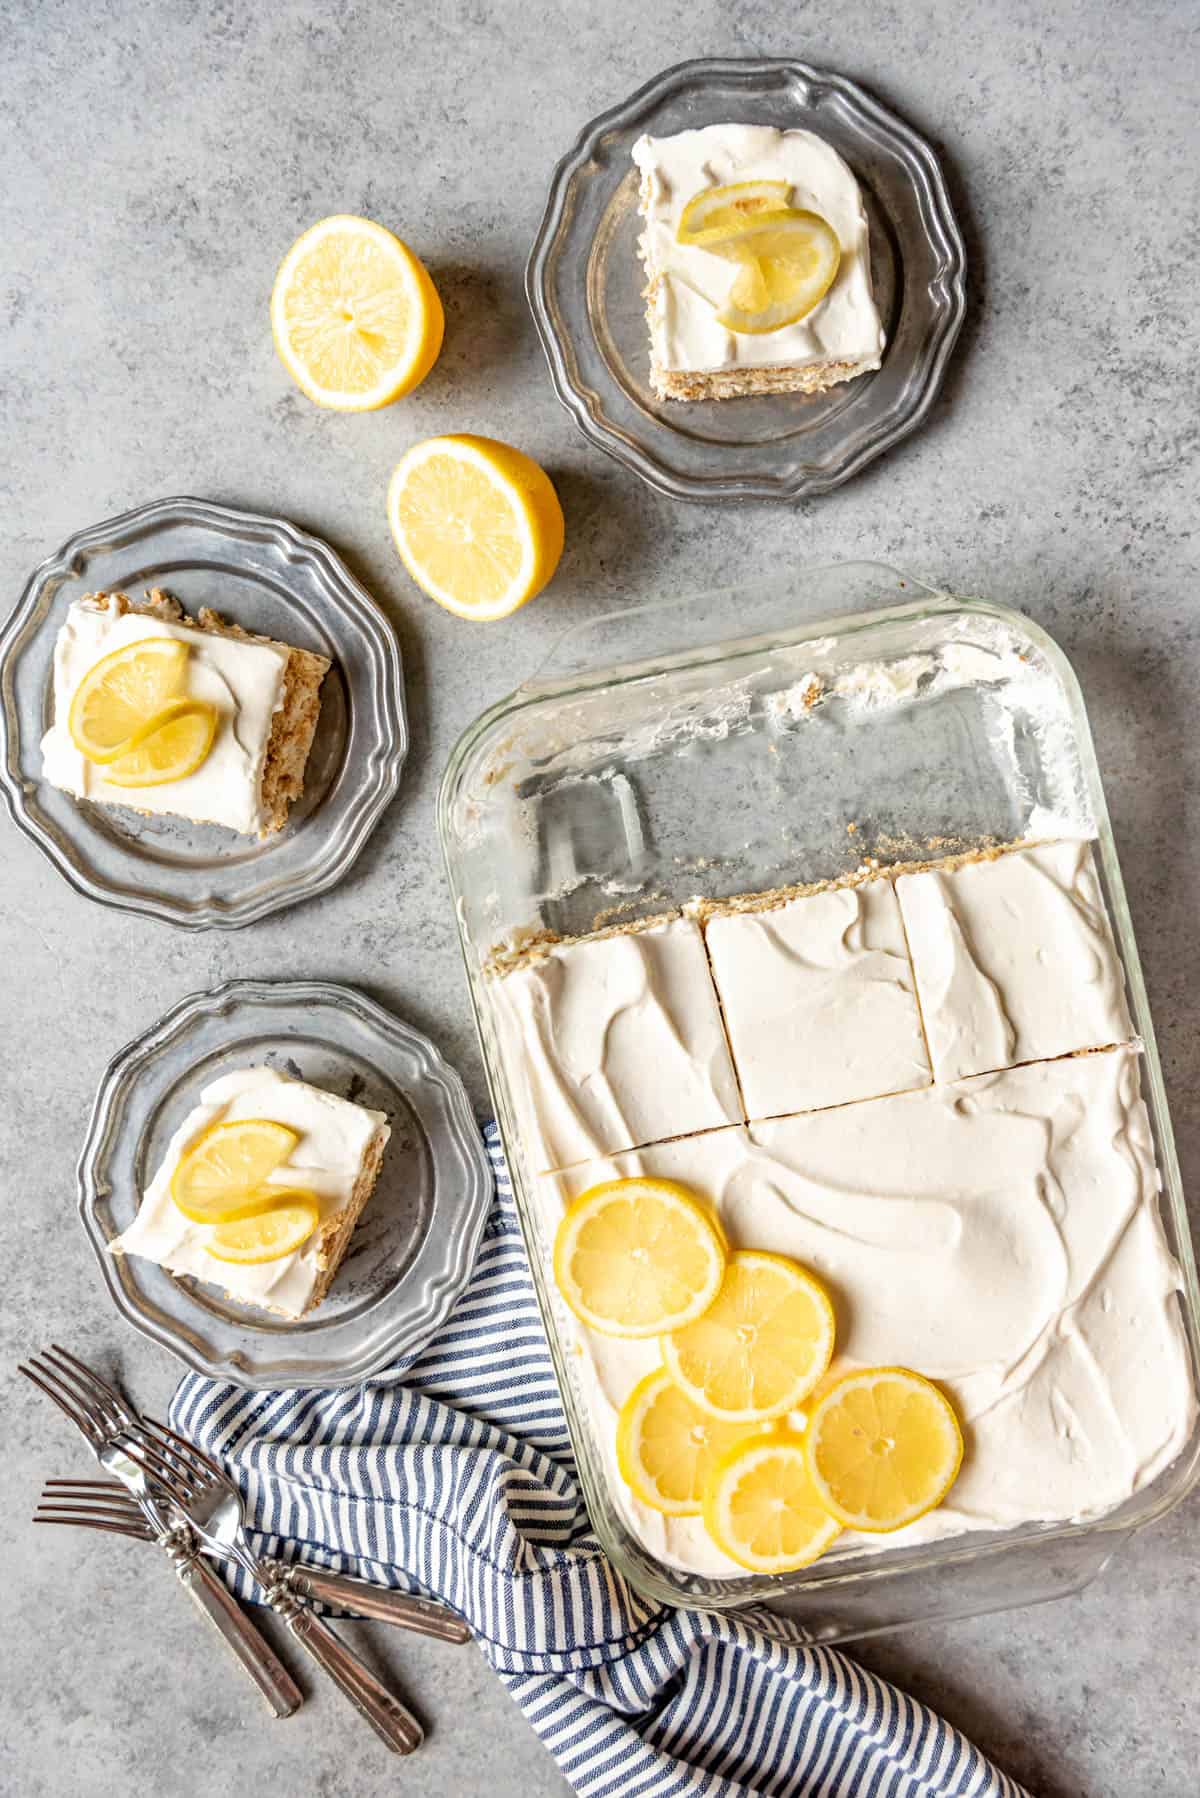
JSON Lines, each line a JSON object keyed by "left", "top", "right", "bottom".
{"left": 526, "top": 57, "right": 967, "bottom": 503}
{"left": 0, "top": 495, "right": 407, "bottom": 928}
{"left": 78, "top": 980, "right": 491, "bottom": 1389}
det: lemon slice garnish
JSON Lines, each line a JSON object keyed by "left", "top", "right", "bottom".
{"left": 676, "top": 180, "right": 792, "bottom": 250}
{"left": 616, "top": 1368, "right": 762, "bottom": 1516}
{"left": 713, "top": 211, "right": 841, "bottom": 334}
{"left": 270, "top": 215, "right": 444, "bottom": 411}
{"left": 703, "top": 1433, "right": 843, "bottom": 1573}
{"left": 208, "top": 1192, "right": 320, "bottom": 1264}
{"left": 553, "top": 1177, "right": 727, "bottom": 1339}
{"left": 104, "top": 701, "right": 218, "bottom": 788}
{"left": 387, "top": 434, "right": 564, "bottom": 621}
{"left": 68, "top": 638, "right": 189, "bottom": 763}
{"left": 171, "top": 1118, "right": 300, "bottom": 1222}
{"left": 662, "top": 1250, "right": 835, "bottom": 1421}
{"left": 804, "top": 1367, "right": 964, "bottom": 1533}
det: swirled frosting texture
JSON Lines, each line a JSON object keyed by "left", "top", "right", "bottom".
{"left": 491, "top": 918, "right": 741, "bottom": 1173}
{"left": 541, "top": 1048, "right": 1195, "bottom": 1577}
{"left": 897, "top": 840, "right": 1134, "bottom": 1082}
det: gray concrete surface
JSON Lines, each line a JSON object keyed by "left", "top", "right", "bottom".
{"left": 2, "top": 1, "right": 1199, "bottom": 1793}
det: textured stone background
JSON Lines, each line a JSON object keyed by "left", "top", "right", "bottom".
{"left": 3, "top": 2, "right": 1199, "bottom": 1793}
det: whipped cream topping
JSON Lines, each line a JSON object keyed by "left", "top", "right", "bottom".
{"left": 540, "top": 1047, "right": 1195, "bottom": 1577}
{"left": 632, "top": 124, "right": 886, "bottom": 375}
{"left": 705, "top": 882, "right": 930, "bottom": 1118}
{"left": 111, "top": 1067, "right": 389, "bottom": 1318}
{"left": 491, "top": 918, "right": 741, "bottom": 1173}
{"left": 897, "top": 841, "right": 1133, "bottom": 1081}
{"left": 41, "top": 596, "right": 288, "bottom": 836}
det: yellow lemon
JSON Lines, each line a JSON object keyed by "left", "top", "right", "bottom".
{"left": 104, "top": 702, "right": 218, "bottom": 787}
{"left": 208, "top": 1193, "right": 320, "bottom": 1264}
{"left": 804, "top": 1367, "right": 964, "bottom": 1532}
{"left": 67, "top": 638, "right": 189, "bottom": 763}
{"left": 553, "top": 1177, "right": 726, "bottom": 1339}
{"left": 270, "top": 215, "right": 444, "bottom": 410}
{"left": 713, "top": 211, "right": 841, "bottom": 334}
{"left": 171, "top": 1119, "right": 300, "bottom": 1222}
{"left": 662, "top": 1250, "right": 835, "bottom": 1422}
{"left": 616, "top": 1368, "right": 761, "bottom": 1515}
{"left": 387, "top": 433, "right": 564, "bottom": 620}
{"left": 703, "top": 1433, "right": 842, "bottom": 1573}
{"left": 676, "top": 180, "right": 792, "bottom": 249}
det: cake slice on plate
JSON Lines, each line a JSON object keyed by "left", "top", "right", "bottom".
{"left": 40, "top": 588, "right": 329, "bottom": 838}
{"left": 632, "top": 123, "right": 886, "bottom": 402}
{"left": 110, "top": 1066, "right": 390, "bottom": 1319}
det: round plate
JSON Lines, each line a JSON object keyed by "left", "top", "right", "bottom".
{"left": 526, "top": 57, "right": 966, "bottom": 503}
{"left": 78, "top": 979, "right": 491, "bottom": 1388}
{"left": 0, "top": 496, "right": 407, "bottom": 928}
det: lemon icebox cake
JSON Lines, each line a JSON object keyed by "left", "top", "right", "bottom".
{"left": 490, "top": 839, "right": 1197, "bottom": 1577}
{"left": 632, "top": 124, "right": 886, "bottom": 402}
{"left": 111, "top": 1066, "right": 390, "bottom": 1319}
{"left": 40, "top": 589, "right": 329, "bottom": 837}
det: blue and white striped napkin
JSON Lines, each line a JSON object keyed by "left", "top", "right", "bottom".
{"left": 171, "top": 1127, "right": 1028, "bottom": 1798}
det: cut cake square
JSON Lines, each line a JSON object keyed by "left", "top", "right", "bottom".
{"left": 703, "top": 878, "right": 931, "bottom": 1118}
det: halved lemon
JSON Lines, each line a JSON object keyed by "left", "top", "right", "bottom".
{"left": 387, "top": 434, "right": 564, "bottom": 621}
{"left": 703, "top": 1433, "right": 842, "bottom": 1573}
{"left": 616, "top": 1368, "right": 760, "bottom": 1515}
{"left": 676, "top": 180, "right": 792, "bottom": 250}
{"left": 67, "top": 638, "right": 189, "bottom": 763}
{"left": 553, "top": 1177, "right": 726, "bottom": 1339}
{"left": 713, "top": 211, "right": 841, "bottom": 334}
{"left": 270, "top": 215, "right": 444, "bottom": 410}
{"left": 804, "top": 1367, "right": 964, "bottom": 1533}
{"left": 104, "top": 701, "right": 219, "bottom": 787}
{"left": 171, "top": 1118, "right": 300, "bottom": 1222}
{"left": 208, "top": 1192, "right": 320, "bottom": 1264}
{"left": 662, "top": 1250, "right": 835, "bottom": 1422}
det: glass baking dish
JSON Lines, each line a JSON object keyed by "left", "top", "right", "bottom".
{"left": 439, "top": 561, "right": 1200, "bottom": 1640}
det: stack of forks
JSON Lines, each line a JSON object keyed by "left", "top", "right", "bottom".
{"left": 21, "top": 1345, "right": 472, "bottom": 1754}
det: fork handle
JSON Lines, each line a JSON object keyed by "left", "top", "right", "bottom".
{"left": 283, "top": 1607, "right": 423, "bottom": 1754}
{"left": 170, "top": 1550, "right": 302, "bottom": 1718}
{"left": 271, "top": 1562, "right": 469, "bottom": 1643}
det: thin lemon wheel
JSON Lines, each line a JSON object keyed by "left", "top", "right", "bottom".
{"left": 676, "top": 180, "right": 792, "bottom": 249}
{"left": 662, "top": 1250, "right": 835, "bottom": 1422}
{"left": 270, "top": 215, "right": 444, "bottom": 410}
{"left": 616, "top": 1368, "right": 760, "bottom": 1516}
{"left": 67, "top": 638, "right": 189, "bottom": 763}
{"left": 104, "top": 702, "right": 219, "bottom": 787}
{"left": 804, "top": 1368, "right": 964, "bottom": 1533}
{"left": 713, "top": 211, "right": 841, "bottom": 334}
{"left": 703, "top": 1433, "right": 842, "bottom": 1573}
{"left": 208, "top": 1192, "right": 320, "bottom": 1264}
{"left": 553, "top": 1177, "right": 726, "bottom": 1339}
{"left": 388, "top": 434, "right": 564, "bottom": 621}
{"left": 171, "top": 1118, "right": 300, "bottom": 1222}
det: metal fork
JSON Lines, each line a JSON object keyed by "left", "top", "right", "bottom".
{"left": 37, "top": 1475, "right": 470, "bottom": 1641}
{"left": 118, "top": 1417, "right": 424, "bottom": 1754}
{"left": 18, "top": 1348, "right": 302, "bottom": 1718}
{"left": 20, "top": 1347, "right": 423, "bottom": 1754}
